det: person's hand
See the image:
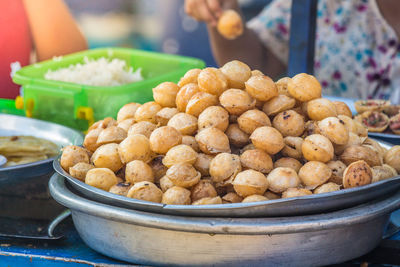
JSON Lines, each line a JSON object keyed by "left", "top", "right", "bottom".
{"left": 184, "top": 0, "right": 239, "bottom": 26}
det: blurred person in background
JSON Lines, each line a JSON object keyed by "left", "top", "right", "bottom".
{"left": 185, "top": 0, "right": 400, "bottom": 103}
{"left": 0, "top": 0, "right": 87, "bottom": 99}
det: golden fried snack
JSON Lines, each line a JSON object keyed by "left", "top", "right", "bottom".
{"left": 192, "top": 196, "right": 223, "bottom": 205}
{"left": 242, "top": 195, "right": 268, "bottom": 203}
{"left": 91, "top": 143, "right": 123, "bottom": 172}
{"left": 127, "top": 181, "right": 163, "bottom": 203}
{"left": 355, "top": 111, "right": 389, "bottom": 132}
{"left": 372, "top": 164, "right": 397, "bottom": 183}
{"left": 232, "top": 169, "right": 268, "bottom": 197}
{"left": 134, "top": 101, "right": 162, "bottom": 123}
{"left": 88, "top": 117, "right": 117, "bottom": 132}
{"left": 275, "top": 77, "right": 292, "bottom": 96}
{"left": 238, "top": 109, "right": 271, "bottom": 135}
{"left": 313, "top": 182, "right": 341, "bottom": 194}
{"left": 245, "top": 75, "right": 278, "bottom": 102}
{"left": 186, "top": 92, "right": 219, "bottom": 117}
{"left": 250, "top": 126, "right": 284, "bottom": 155}
{"left": 251, "top": 70, "right": 264, "bottom": 77}
{"left": 176, "top": 83, "right": 200, "bottom": 112}
{"left": 222, "top": 192, "right": 243, "bottom": 204}
{"left": 178, "top": 68, "right": 201, "bottom": 87}
{"left": 117, "top": 102, "right": 141, "bottom": 123}
{"left": 85, "top": 168, "right": 118, "bottom": 191}
{"left": 225, "top": 124, "right": 249, "bottom": 147}
{"left": 149, "top": 126, "right": 182, "bottom": 154}
{"left": 61, "top": 145, "right": 89, "bottom": 171}
{"left": 353, "top": 119, "right": 368, "bottom": 137}
{"left": 264, "top": 191, "right": 281, "bottom": 200}
{"left": 191, "top": 180, "right": 218, "bottom": 202}
{"left": 282, "top": 188, "right": 312, "bottom": 198}
{"left": 155, "top": 107, "right": 179, "bottom": 126}
{"left": 194, "top": 153, "right": 214, "bottom": 176}
{"left": 220, "top": 60, "right": 251, "bottom": 89}
{"left": 302, "top": 134, "right": 334, "bottom": 163}
{"left": 197, "top": 67, "right": 228, "bottom": 96}
{"left": 343, "top": 160, "right": 372, "bottom": 189}
{"left": 209, "top": 153, "right": 242, "bottom": 183}
{"left": 166, "top": 163, "right": 201, "bottom": 188}
{"left": 272, "top": 110, "right": 305, "bottom": 137}
{"left": 128, "top": 121, "right": 157, "bottom": 138}
{"left": 96, "top": 126, "right": 127, "bottom": 146}
{"left": 117, "top": 118, "right": 136, "bottom": 132}
{"left": 118, "top": 134, "right": 152, "bottom": 163}
{"left": 383, "top": 105, "right": 400, "bottom": 117}
{"left": 181, "top": 135, "right": 200, "bottom": 152}
{"left": 198, "top": 106, "right": 229, "bottom": 131}
{"left": 354, "top": 99, "right": 390, "bottom": 114}
{"left": 333, "top": 132, "right": 366, "bottom": 155}
{"left": 240, "top": 149, "right": 273, "bottom": 173}
{"left": 167, "top": 113, "right": 198, "bottom": 135}
{"left": 217, "top": 9, "right": 243, "bottom": 40}
{"left": 302, "top": 120, "right": 321, "bottom": 138}
{"left": 262, "top": 95, "right": 296, "bottom": 116}
{"left": 326, "top": 160, "right": 347, "bottom": 185}
{"left": 125, "top": 160, "right": 154, "bottom": 184}
{"left": 299, "top": 161, "right": 332, "bottom": 189}
{"left": 266, "top": 167, "right": 301, "bottom": 193}
{"left": 281, "top": 136, "right": 304, "bottom": 160}
{"left": 69, "top": 162, "right": 94, "bottom": 181}
{"left": 195, "top": 127, "right": 230, "bottom": 154}
{"left": 83, "top": 128, "right": 102, "bottom": 152}
{"left": 288, "top": 73, "right": 321, "bottom": 101}
{"left": 153, "top": 82, "right": 180, "bottom": 107}
{"left": 340, "top": 145, "right": 381, "bottom": 167}
{"left": 159, "top": 175, "right": 174, "bottom": 192}
{"left": 273, "top": 157, "right": 302, "bottom": 173}
{"left": 384, "top": 146, "right": 400, "bottom": 172}
{"left": 389, "top": 113, "right": 400, "bottom": 134}
{"left": 337, "top": 115, "right": 357, "bottom": 134}
{"left": 109, "top": 183, "right": 132, "bottom": 196}
{"left": 162, "top": 186, "right": 191, "bottom": 205}
{"left": 307, "top": 98, "right": 337, "bottom": 121}
{"left": 318, "top": 117, "right": 349, "bottom": 145}
{"left": 148, "top": 155, "right": 168, "bottom": 183}
{"left": 333, "top": 101, "right": 352, "bottom": 117}
{"left": 219, "top": 89, "right": 256, "bottom": 115}
{"left": 163, "top": 144, "right": 198, "bottom": 167}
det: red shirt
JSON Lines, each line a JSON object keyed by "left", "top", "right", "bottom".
{"left": 0, "top": 0, "right": 31, "bottom": 99}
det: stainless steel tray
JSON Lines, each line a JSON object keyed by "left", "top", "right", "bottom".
{"left": 53, "top": 140, "right": 400, "bottom": 217}
{"left": 0, "top": 114, "right": 83, "bottom": 184}
{"left": 49, "top": 173, "right": 400, "bottom": 266}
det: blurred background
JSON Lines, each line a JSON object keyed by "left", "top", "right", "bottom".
{"left": 65, "top": 0, "right": 272, "bottom": 67}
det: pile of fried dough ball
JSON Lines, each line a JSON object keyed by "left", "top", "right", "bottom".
{"left": 60, "top": 60, "right": 400, "bottom": 205}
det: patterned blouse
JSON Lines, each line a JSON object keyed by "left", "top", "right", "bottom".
{"left": 247, "top": 0, "right": 400, "bottom": 104}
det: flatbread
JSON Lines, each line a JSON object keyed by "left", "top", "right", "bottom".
{"left": 5, "top": 155, "right": 48, "bottom": 167}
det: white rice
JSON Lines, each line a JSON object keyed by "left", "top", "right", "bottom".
{"left": 44, "top": 57, "right": 143, "bottom": 86}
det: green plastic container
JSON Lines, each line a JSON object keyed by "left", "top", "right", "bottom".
{"left": 13, "top": 48, "right": 205, "bottom": 131}
{"left": 0, "top": 98, "right": 24, "bottom": 116}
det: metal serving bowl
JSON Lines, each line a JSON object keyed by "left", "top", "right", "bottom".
{"left": 50, "top": 173, "right": 400, "bottom": 266}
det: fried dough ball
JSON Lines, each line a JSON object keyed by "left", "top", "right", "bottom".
{"left": 338, "top": 115, "right": 357, "bottom": 134}
{"left": 162, "top": 186, "right": 191, "bottom": 205}
{"left": 186, "top": 92, "right": 219, "bottom": 117}
{"left": 155, "top": 107, "right": 179, "bottom": 126}
{"left": 217, "top": 9, "right": 243, "bottom": 40}
{"left": 69, "top": 162, "right": 94, "bottom": 181}
{"left": 372, "top": 164, "right": 397, "bottom": 183}
{"left": 118, "top": 134, "right": 152, "bottom": 163}
{"left": 109, "top": 182, "right": 132, "bottom": 196}
{"left": 303, "top": 120, "right": 321, "bottom": 137}
{"left": 313, "top": 182, "right": 341, "bottom": 194}
{"left": 226, "top": 124, "right": 249, "bottom": 147}
{"left": 326, "top": 160, "right": 347, "bottom": 185}
{"left": 209, "top": 153, "right": 242, "bottom": 183}
{"left": 117, "top": 118, "right": 136, "bottom": 132}
{"left": 334, "top": 133, "right": 366, "bottom": 155}
{"left": 262, "top": 95, "right": 296, "bottom": 116}
{"left": 299, "top": 161, "right": 332, "bottom": 189}
{"left": 242, "top": 195, "right": 268, "bottom": 203}
{"left": 88, "top": 117, "right": 117, "bottom": 132}
{"left": 178, "top": 68, "right": 201, "bottom": 87}
{"left": 232, "top": 170, "right": 268, "bottom": 197}
{"left": 251, "top": 70, "right": 264, "bottom": 77}
{"left": 273, "top": 157, "right": 302, "bottom": 173}
{"left": 167, "top": 113, "right": 198, "bottom": 135}
{"left": 198, "top": 106, "right": 229, "bottom": 131}
{"left": 282, "top": 188, "right": 312, "bottom": 198}
{"left": 149, "top": 126, "right": 182, "bottom": 154}
{"left": 266, "top": 167, "right": 301, "bottom": 193}
{"left": 127, "top": 181, "right": 163, "bottom": 203}
{"left": 240, "top": 149, "right": 273, "bottom": 173}
{"left": 191, "top": 180, "right": 218, "bottom": 202}
{"left": 219, "top": 89, "right": 256, "bottom": 115}
{"left": 363, "top": 138, "right": 386, "bottom": 158}
{"left": 245, "top": 75, "right": 278, "bottom": 102}
{"left": 302, "top": 134, "right": 334, "bottom": 163}
{"left": 148, "top": 155, "right": 168, "bottom": 183}
{"left": 197, "top": 67, "right": 228, "bottom": 96}
{"left": 264, "top": 191, "right": 281, "bottom": 200}
{"left": 195, "top": 127, "right": 230, "bottom": 154}
{"left": 340, "top": 145, "right": 381, "bottom": 167}
{"left": 343, "top": 160, "right": 372, "bottom": 189}
{"left": 134, "top": 101, "right": 162, "bottom": 123}
{"left": 220, "top": 60, "right": 251, "bottom": 89}
{"left": 153, "top": 82, "right": 180, "bottom": 107}
{"left": 192, "top": 196, "right": 223, "bottom": 205}
{"left": 275, "top": 77, "right": 292, "bottom": 96}
{"left": 176, "top": 83, "right": 200, "bottom": 112}
{"left": 281, "top": 136, "right": 304, "bottom": 160}
{"left": 250, "top": 126, "right": 284, "bottom": 155}
{"left": 85, "top": 168, "right": 118, "bottom": 191}
{"left": 91, "top": 143, "right": 123, "bottom": 172}
{"left": 96, "top": 126, "right": 127, "bottom": 146}
{"left": 159, "top": 175, "right": 174, "bottom": 192}
{"left": 128, "top": 121, "right": 157, "bottom": 138}
{"left": 287, "top": 73, "right": 321, "bottom": 101}
{"left": 125, "top": 160, "right": 154, "bottom": 184}
{"left": 333, "top": 101, "right": 352, "bottom": 117}
{"left": 353, "top": 120, "right": 368, "bottom": 137}
{"left": 61, "top": 145, "right": 90, "bottom": 171}
{"left": 194, "top": 153, "right": 214, "bottom": 176}
{"left": 272, "top": 110, "right": 305, "bottom": 137}
{"left": 222, "top": 192, "right": 243, "bottom": 204}
{"left": 238, "top": 109, "right": 271, "bottom": 135}
{"left": 166, "top": 163, "right": 201, "bottom": 188}
{"left": 83, "top": 128, "right": 102, "bottom": 152}
{"left": 181, "top": 135, "right": 200, "bottom": 152}
{"left": 384, "top": 146, "right": 400, "bottom": 172}
{"left": 117, "top": 102, "right": 141, "bottom": 123}
{"left": 318, "top": 117, "right": 349, "bottom": 145}
{"left": 307, "top": 98, "right": 337, "bottom": 121}
{"left": 163, "top": 144, "right": 198, "bottom": 167}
